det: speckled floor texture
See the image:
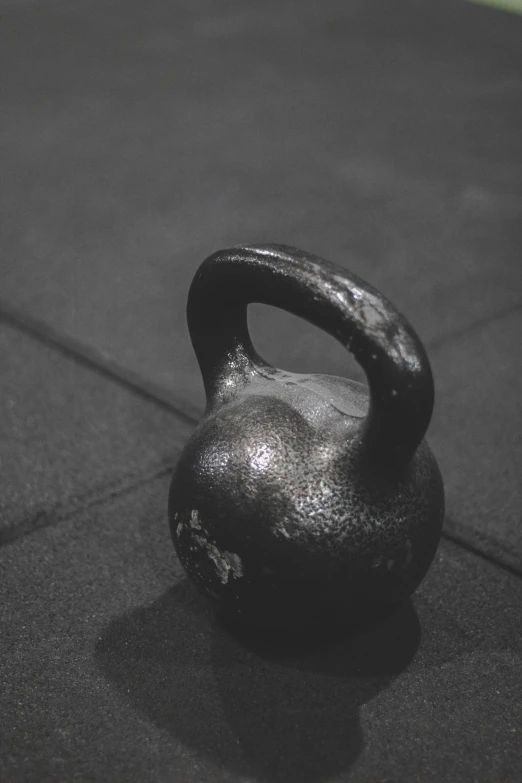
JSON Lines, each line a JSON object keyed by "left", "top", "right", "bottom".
{"left": 1, "top": 0, "right": 521, "bottom": 780}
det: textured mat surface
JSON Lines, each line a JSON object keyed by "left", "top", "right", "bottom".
{"left": 431, "top": 308, "right": 522, "bottom": 572}
{"left": 1, "top": 0, "right": 521, "bottom": 410}
{"left": 1, "top": 474, "right": 521, "bottom": 783}
{"left": 0, "top": 322, "right": 191, "bottom": 543}
{"left": 1, "top": 0, "right": 521, "bottom": 778}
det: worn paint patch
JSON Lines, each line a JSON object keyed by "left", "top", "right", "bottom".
{"left": 359, "top": 301, "right": 382, "bottom": 328}
{"left": 183, "top": 511, "right": 243, "bottom": 585}
{"left": 275, "top": 521, "right": 291, "bottom": 539}
{"left": 176, "top": 509, "right": 243, "bottom": 584}
{"left": 193, "top": 534, "right": 243, "bottom": 584}
{"left": 189, "top": 509, "right": 202, "bottom": 530}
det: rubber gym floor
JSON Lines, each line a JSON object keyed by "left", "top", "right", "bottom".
{"left": 1, "top": 0, "right": 521, "bottom": 780}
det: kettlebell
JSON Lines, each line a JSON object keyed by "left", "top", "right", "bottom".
{"left": 169, "top": 244, "right": 444, "bottom": 633}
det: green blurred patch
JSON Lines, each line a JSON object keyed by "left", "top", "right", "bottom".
{"left": 467, "top": 0, "right": 522, "bottom": 14}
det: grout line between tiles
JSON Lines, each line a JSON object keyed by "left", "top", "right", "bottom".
{"left": 428, "top": 300, "right": 522, "bottom": 353}
{"left": 442, "top": 530, "right": 522, "bottom": 579}
{"left": 3, "top": 445, "right": 520, "bottom": 582}
{"left": 1, "top": 298, "right": 520, "bottom": 430}
{"left": 0, "top": 460, "right": 177, "bottom": 549}
{"left": 1, "top": 297, "right": 521, "bottom": 579}
{"left": 0, "top": 300, "right": 200, "bottom": 426}
{"left": 442, "top": 517, "right": 522, "bottom": 578}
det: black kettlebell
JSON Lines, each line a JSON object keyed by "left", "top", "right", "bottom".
{"left": 169, "top": 244, "right": 444, "bottom": 633}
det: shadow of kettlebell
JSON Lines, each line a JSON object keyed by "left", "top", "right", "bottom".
{"left": 95, "top": 580, "right": 420, "bottom": 783}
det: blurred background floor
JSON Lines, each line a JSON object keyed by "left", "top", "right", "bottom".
{"left": 1, "top": 0, "right": 521, "bottom": 780}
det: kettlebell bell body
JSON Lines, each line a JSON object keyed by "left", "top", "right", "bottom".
{"left": 169, "top": 245, "right": 444, "bottom": 632}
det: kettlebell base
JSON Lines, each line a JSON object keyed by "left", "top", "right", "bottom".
{"left": 215, "top": 595, "right": 405, "bottom": 639}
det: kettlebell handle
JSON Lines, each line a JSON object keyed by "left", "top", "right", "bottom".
{"left": 187, "top": 244, "right": 434, "bottom": 469}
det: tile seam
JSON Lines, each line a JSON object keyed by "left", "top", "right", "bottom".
{"left": 1, "top": 298, "right": 520, "bottom": 577}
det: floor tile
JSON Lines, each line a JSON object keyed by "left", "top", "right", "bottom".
{"left": 1, "top": 0, "right": 521, "bottom": 410}
{"left": 1, "top": 474, "right": 520, "bottom": 782}
{"left": 430, "top": 308, "right": 522, "bottom": 570}
{"left": 0, "top": 322, "right": 192, "bottom": 543}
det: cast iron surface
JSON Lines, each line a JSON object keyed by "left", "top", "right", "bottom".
{"left": 169, "top": 245, "right": 444, "bottom": 631}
